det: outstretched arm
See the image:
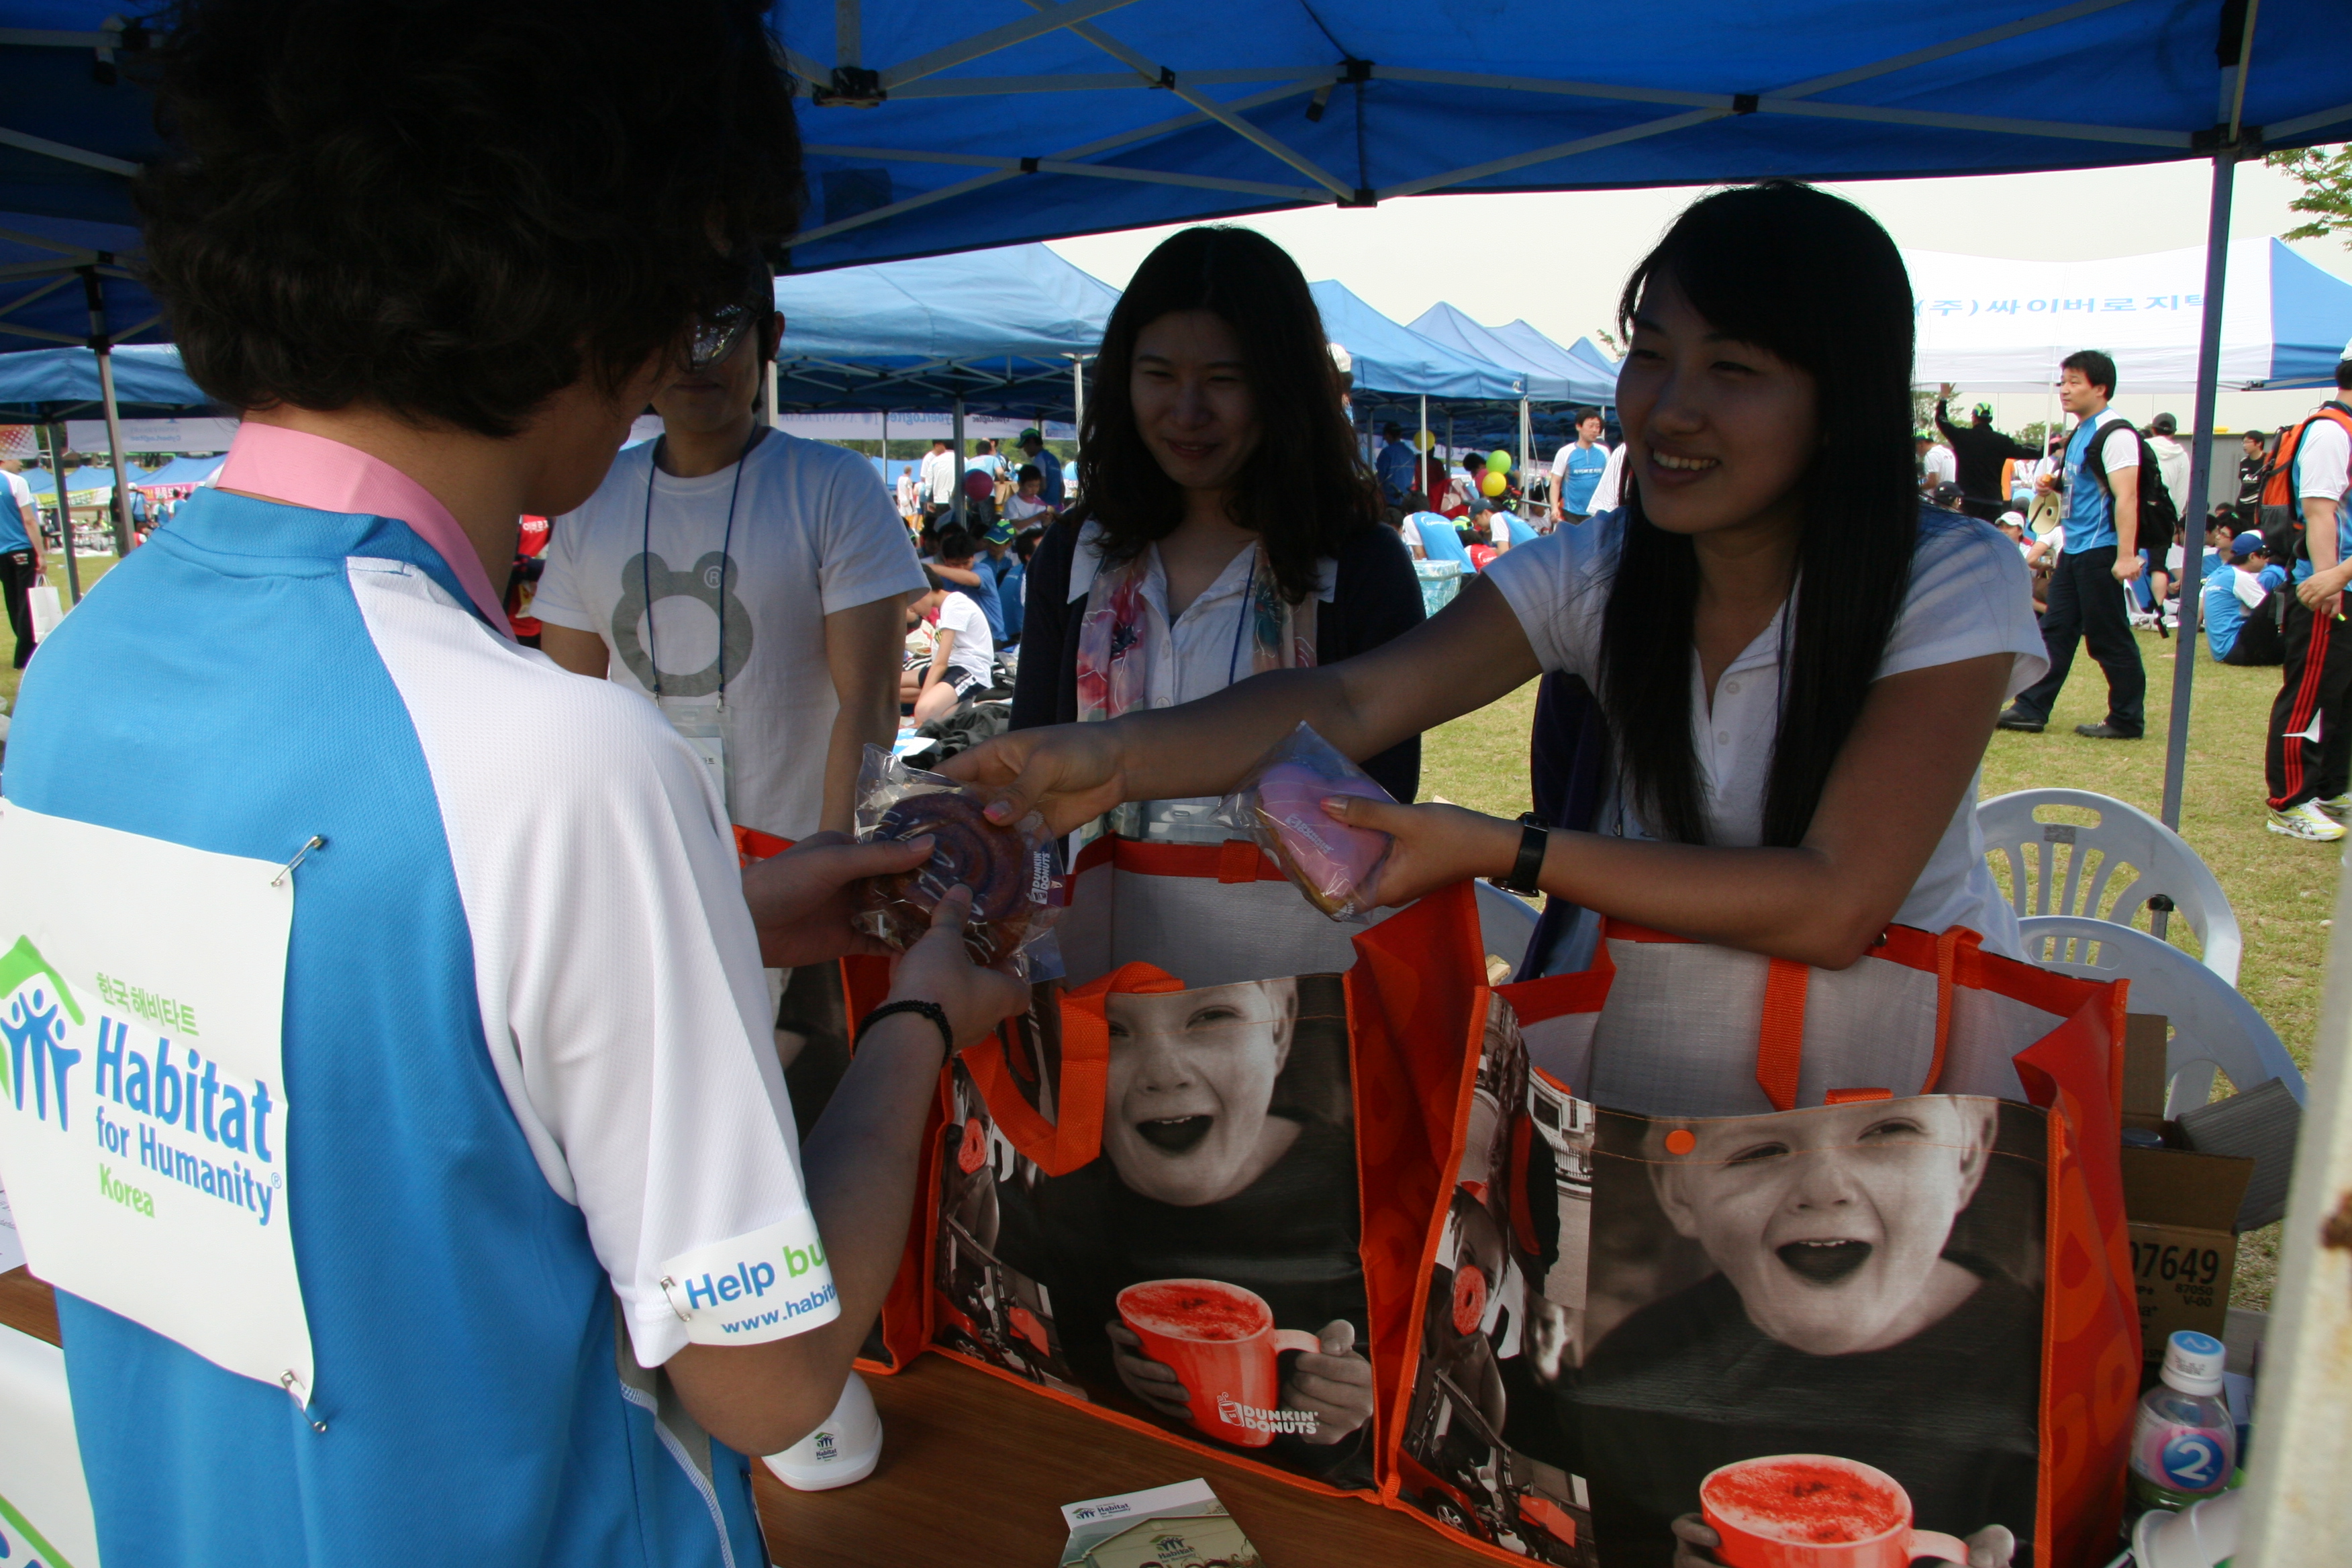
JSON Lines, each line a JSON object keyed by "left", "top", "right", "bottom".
{"left": 1331, "top": 652, "right": 2012, "bottom": 969}
{"left": 944, "top": 575, "right": 1541, "bottom": 830}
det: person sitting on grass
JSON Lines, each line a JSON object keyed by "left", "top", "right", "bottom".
{"left": 2204, "top": 530, "right": 2287, "bottom": 667}
{"left": 910, "top": 555, "right": 995, "bottom": 726}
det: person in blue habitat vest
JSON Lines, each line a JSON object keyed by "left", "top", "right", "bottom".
{"left": 0, "top": 3, "right": 1026, "bottom": 1564}
{"left": 0, "top": 453, "right": 42, "bottom": 668}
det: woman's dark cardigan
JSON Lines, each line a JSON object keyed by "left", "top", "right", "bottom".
{"left": 1010, "top": 518, "right": 1425, "bottom": 801}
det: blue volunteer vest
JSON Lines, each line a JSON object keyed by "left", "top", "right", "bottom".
{"left": 2, "top": 490, "right": 766, "bottom": 1568}
{"left": 2061, "top": 415, "right": 2119, "bottom": 553}
{"left": 0, "top": 479, "right": 29, "bottom": 554}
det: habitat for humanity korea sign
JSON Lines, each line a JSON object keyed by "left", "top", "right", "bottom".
{"left": 0, "top": 800, "right": 315, "bottom": 1414}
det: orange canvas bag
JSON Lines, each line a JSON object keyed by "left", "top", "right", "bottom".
{"left": 898, "top": 836, "right": 1491, "bottom": 1498}
{"left": 1388, "top": 923, "right": 2139, "bottom": 1568}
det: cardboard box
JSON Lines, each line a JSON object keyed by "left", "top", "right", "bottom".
{"left": 2118, "top": 1014, "right": 2251, "bottom": 1351}
{"left": 2120, "top": 1140, "right": 2255, "bottom": 1353}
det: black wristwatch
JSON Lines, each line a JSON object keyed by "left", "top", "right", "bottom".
{"left": 1489, "top": 813, "right": 1549, "bottom": 895}
{"left": 856, "top": 998, "right": 955, "bottom": 1059}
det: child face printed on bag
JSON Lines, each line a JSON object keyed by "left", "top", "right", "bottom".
{"left": 1648, "top": 1097, "right": 1997, "bottom": 1357}
{"left": 1103, "top": 978, "right": 1300, "bottom": 1207}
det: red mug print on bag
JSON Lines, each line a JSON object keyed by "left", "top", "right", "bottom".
{"left": 1116, "top": 1279, "right": 1322, "bottom": 1447}
{"left": 1700, "top": 1455, "right": 1973, "bottom": 1568}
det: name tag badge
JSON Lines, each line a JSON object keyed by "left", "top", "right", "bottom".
{"left": 656, "top": 1212, "right": 840, "bottom": 1346}
{"left": 663, "top": 699, "right": 730, "bottom": 813}
{"left": 0, "top": 801, "right": 317, "bottom": 1415}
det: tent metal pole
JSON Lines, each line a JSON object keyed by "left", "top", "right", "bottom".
{"left": 2157, "top": 154, "right": 2238, "bottom": 840}
{"left": 951, "top": 395, "right": 966, "bottom": 529}
{"left": 1072, "top": 355, "right": 1085, "bottom": 450}
{"left": 45, "top": 420, "right": 79, "bottom": 603}
{"left": 1518, "top": 395, "right": 1530, "bottom": 517}
{"left": 81, "top": 268, "right": 134, "bottom": 558}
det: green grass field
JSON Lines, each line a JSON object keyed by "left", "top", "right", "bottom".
{"left": 1422, "top": 628, "right": 2326, "bottom": 1309}
{"left": 4, "top": 586, "right": 2319, "bottom": 1304}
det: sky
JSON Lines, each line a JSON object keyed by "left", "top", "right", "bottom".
{"left": 1047, "top": 156, "right": 2352, "bottom": 435}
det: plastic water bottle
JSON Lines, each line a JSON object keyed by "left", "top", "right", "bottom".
{"left": 2129, "top": 1330, "right": 2237, "bottom": 1513}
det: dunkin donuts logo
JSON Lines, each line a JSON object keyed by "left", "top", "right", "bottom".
{"left": 1212, "top": 1395, "right": 1319, "bottom": 1437}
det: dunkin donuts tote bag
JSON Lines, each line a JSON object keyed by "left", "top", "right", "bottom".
{"left": 1389, "top": 924, "right": 2139, "bottom": 1568}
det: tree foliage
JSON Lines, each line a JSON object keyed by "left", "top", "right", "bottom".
{"left": 2265, "top": 143, "right": 2352, "bottom": 248}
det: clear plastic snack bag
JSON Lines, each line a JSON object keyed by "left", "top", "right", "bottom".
{"left": 1218, "top": 723, "right": 1395, "bottom": 922}
{"left": 852, "top": 744, "right": 1062, "bottom": 971}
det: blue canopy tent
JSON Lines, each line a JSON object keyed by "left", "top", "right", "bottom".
{"left": 0, "top": 6, "right": 2342, "bottom": 826}
{"left": 1408, "top": 302, "right": 1608, "bottom": 405}
{"left": 129, "top": 451, "right": 224, "bottom": 490}
{"left": 771, "top": 242, "right": 1116, "bottom": 417}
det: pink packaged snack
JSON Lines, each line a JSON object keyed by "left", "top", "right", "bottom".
{"left": 1220, "top": 724, "right": 1395, "bottom": 921}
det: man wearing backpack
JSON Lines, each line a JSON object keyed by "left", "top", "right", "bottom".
{"left": 1998, "top": 350, "right": 2153, "bottom": 740}
{"left": 2257, "top": 348, "right": 2352, "bottom": 841}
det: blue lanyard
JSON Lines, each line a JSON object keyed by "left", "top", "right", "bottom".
{"left": 642, "top": 428, "right": 754, "bottom": 702}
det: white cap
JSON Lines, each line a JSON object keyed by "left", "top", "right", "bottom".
{"left": 2161, "top": 1329, "right": 2226, "bottom": 1396}
{"left": 1327, "top": 342, "right": 1353, "bottom": 375}
{"left": 1998, "top": 509, "right": 2027, "bottom": 528}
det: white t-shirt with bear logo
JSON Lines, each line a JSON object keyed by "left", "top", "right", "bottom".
{"left": 534, "top": 430, "right": 924, "bottom": 839}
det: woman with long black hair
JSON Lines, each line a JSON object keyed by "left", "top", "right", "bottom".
{"left": 958, "top": 181, "right": 2045, "bottom": 971}
{"left": 1010, "top": 225, "right": 1423, "bottom": 841}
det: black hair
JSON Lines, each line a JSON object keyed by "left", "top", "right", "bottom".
{"left": 2061, "top": 348, "right": 2119, "bottom": 399}
{"left": 1068, "top": 226, "right": 1378, "bottom": 605}
{"left": 2337, "top": 358, "right": 2352, "bottom": 391}
{"left": 1402, "top": 488, "right": 1428, "bottom": 511}
{"left": 921, "top": 565, "right": 954, "bottom": 594}
{"left": 136, "top": 0, "right": 801, "bottom": 439}
{"left": 1575, "top": 407, "right": 1604, "bottom": 428}
{"left": 2243, "top": 430, "right": 2269, "bottom": 444}
{"left": 934, "top": 525, "right": 976, "bottom": 566}
{"left": 1016, "top": 463, "right": 1042, "bottom": 485}
{"left": 1600, "top": 181, "right": 1920, "bottom": 849}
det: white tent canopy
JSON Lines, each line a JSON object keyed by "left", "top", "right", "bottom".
{"left": 1907, "top": 238, "right": 2352, "bottom": 394}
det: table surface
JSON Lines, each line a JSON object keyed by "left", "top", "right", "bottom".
{"left": 0, "top": 1268, "right": 1482, "bottom": 1567}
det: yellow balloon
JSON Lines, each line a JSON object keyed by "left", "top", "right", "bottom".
{"left": 1414, "top": 428, "right": 1434, "bottom": 452}
{"left": 1479, "top": 470, "right": 1508, "bottom": 497}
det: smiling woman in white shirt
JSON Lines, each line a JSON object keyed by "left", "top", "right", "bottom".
{"left": 954, "top": 181, "right": 2046, "bottom": 970}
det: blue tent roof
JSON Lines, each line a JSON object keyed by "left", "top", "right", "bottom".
{"left": 771, "top": 243, "right": 1116, "bottom": 413}
{"left": 130, "top": 452, "right": 224, "bottom": 489}
{"left": 2269, "top": 242, "right": 2352, "bottom": 389}
{"left": 1311, "top": 281, "right": 1524, "bottom": 401}
{"left": 0, "top": 210, "right": 162, "bottom": 351}
{"left": 1409, "top": 303, "right": 1615, "bottom": 405}
{"left": 0, "top": 342, "right": 213, "bottom": 419}
{"left": 1, "top": 5, "right": 2340, "bottom": 271}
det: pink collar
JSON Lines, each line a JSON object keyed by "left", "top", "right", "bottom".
{"left": 217, "top": 422, "right": 511, "bottom": 635}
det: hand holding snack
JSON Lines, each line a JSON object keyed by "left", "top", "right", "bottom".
{"left": 1220, "top": 724, "right": 1395, "bottom": 922}
{"left": 853, "top": 746, "right": 1060, "bottom": 969}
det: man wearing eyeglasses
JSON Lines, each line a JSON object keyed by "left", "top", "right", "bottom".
{"left": 536, "top": 259, "right": 924, "bottom": 845}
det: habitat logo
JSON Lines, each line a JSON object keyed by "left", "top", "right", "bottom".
{"left": 0, "top": 938, "right": 85, "bottom": 1129}
{"left": 660, "top": 1217, "right": 840, "bottom": 1344}
{"left": 0, "top": 934, "right": 281, "bottom": 1228}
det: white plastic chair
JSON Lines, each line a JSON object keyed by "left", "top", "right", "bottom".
{"left": 2014, "top": 916, "right": 2303, "bottom": 1116}
{"left": 1979, "top": 788, "right": 2243, "bottom": 985}
{"left": 1475, "top": 881, "right": 1539, "bottom": 977}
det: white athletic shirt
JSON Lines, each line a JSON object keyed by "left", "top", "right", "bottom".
{"left": 352, "top": 557, "right": 826, "bottom": 1367}
{"left": 1585, "top": 443, "right": 1628, "bottom": 516}
{"left": 1485, "top": 507, "right": 2048, "bottom": 956}
{"left": 1921, "top": 443, "right": 1958, "bottom": 488}
{"left": 534, "top": 430, "right": 924, "bottom": 840}
{"left": 2299, "top": 416, "right": 2350, "bottom": 502}
{"left": 936, "top": 589, "right": 995, "bottom": 681}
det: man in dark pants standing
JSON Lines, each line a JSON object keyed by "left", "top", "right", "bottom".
{"left": 0, "top": 454, "right": 42, "bottom": 668}
{"left": 2259, "top": 355, "right": 2352, "bottom": 842}
{"left": 1999, "top": 350, "right": 2145, "bottom": 740}
{"left": 1934, "top": 383, "right": 2040, "bottom": 523}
